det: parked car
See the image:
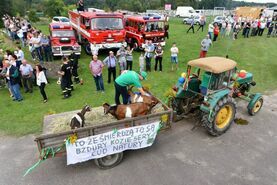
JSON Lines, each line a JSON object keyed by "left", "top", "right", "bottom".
{"left": 183, "top": 16, "right": 201, "bottom": 25}
{"left": 52, "top": 16, "right": 70, "bottom": 24}
{"left": 213, "top": 16, "right": 226, "bottom": 25}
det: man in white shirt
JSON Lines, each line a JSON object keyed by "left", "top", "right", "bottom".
{"left": 20, "top": 59, "right": 33, "bottom": 93}
{"left": 16, "top": 46, "right": 24, "bottom": 62}
{"left": 91, "top": 42, "right": 99, "bottom": 56}
{"left": 30, "top": 32, "right": 43, "bottom": 64}
{"left": 258, "top": 20, "right": 267, "bottom": 36}
{"left": 208, "top": 23, "right": 214, "bottom": 40}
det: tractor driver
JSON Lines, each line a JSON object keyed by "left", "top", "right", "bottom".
{"left": 114, "top": 70, "right": 147, "bottom": 105}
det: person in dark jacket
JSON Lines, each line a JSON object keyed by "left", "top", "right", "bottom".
{"left": 58, "top": 57, "right": 73, "bottom": 99}
{"left": 77, "top": 0, "right": 84, "bottom": 12}
{"left": 4, "top": 59, "right": 23, "bottom": 101}
{"left": 69, "top": 52, "right": 80, "bottom": 84}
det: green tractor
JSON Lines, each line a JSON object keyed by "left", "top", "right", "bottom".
{"left": 169, "top": 57, "right": 263, "bottom": 136}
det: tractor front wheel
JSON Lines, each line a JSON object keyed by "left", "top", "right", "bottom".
{"left": 94, "top": 152, "right": 123, "bottom": 169}
{"left": 248, "top": 97, "right": 263, "bottom": 116}
{"left": 202, "top": 97, "right": 236, "bottom": 136}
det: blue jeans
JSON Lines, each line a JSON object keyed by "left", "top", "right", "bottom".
{"left": 42, "top": 46, "right": 53, "bottom": 62}
{"left": 11, "top": 83, "right": 23, "bottom": 100}
{"left": 171, "top": 56, "right": 178, "bottom": 63}
{"left": 93, "top": 74, "right": 104, "bottom": 91}
{"left": 208, "top": 32, "right": 213, "bottom": 40}
{"left": 35, "top": 47, "right": 43, "bottom": 64}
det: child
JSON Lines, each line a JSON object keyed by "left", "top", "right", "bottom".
{"left": 170, "top": 43, "right": 179, "bottom": 71}
{"left": 139, "top": 52, "right": 145, "bottom": 73}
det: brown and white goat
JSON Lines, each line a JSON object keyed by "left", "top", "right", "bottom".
{"left": 103, "top": 103, "right": 150, "bottom": 120}
{"left": 70, "top": 105, "right": 91, "bottom": 129}
{"left": 128, "top": 86, "right": 159, "bottom": 108}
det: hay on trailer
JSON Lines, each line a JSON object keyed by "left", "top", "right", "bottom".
{"left": 151, "top": 103, "right": 165, "bottom": 114}
{"left": 47, "top": 106, "right": 117, "bottom": 134}
{"left": 47, "top": 102, "right": 166, "bottom": 134}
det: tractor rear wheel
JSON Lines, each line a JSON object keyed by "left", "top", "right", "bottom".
{"left": 94, "top": 152, "right": 123, "bottom": 169}
{"left": 248, "top": 97, "right": 263, "bottom": 116}
{"left": 202, "top": 96, "right": 236, "bottom": 136}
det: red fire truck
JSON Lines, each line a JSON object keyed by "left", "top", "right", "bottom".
{"left": 125, "top": 15, "right": 166, "bottom": 50}
{"left": 68, "top": 10, "right": 126, "bottom": 54}
{"left": 49, "top": 23, "right": 81, "bottom": 56}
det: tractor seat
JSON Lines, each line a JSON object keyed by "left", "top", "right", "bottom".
{"left": 184, "top": 77, "right": 201, "bottom": 98}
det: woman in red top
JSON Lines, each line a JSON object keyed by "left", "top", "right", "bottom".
{"left": 213, "top": 24, "right": 220, "bottom": 41}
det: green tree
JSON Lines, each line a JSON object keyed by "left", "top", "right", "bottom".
{"left": 42, "top": 0, "right": 65, "bottom": 18}
{"left": 105, "top": 0, "right": 118, "bottom": 11}
{"left": 28, "top": 10, "right": 40, "bottom": 22}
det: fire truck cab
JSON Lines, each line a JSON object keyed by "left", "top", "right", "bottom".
{"left": 69, "top": 10, "right": 127, "bottom": 54}
{"left": 49, "top": 23, "right": 81, "bottom": 56}
{"left": 125, "top": 15, "right": 166, "bottom": 50}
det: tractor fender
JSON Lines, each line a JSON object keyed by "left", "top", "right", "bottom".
{"left": 200, "top": 89, "right": 231, "bottom": 114}
{"left": 247, "top": 93, "right": 262, "bottom": 110}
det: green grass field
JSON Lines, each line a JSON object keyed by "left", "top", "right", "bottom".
{"left": 0, "top": 18, "right": 277, "bottom": 136}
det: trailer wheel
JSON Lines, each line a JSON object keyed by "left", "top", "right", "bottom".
{"left": 202, "top": 96, "right": 236, "bottom": 136}
{"left": 248, "top": 97, "right": 263, "bottom": 116}
{"left": 94, "top": 152, "right": 123, "bottom": 169}
{"left": 84, "top": 43, "right": 92, "bottom": 55}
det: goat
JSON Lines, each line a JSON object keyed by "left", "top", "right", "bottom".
{"left": 70, "top": 105, "right": 91, "bottom": 129}
{"left": 128, "top": 86, "right": 159, "bottom": 108}
{"left": 103, "top": 103, "right": 151, "bottom": 120}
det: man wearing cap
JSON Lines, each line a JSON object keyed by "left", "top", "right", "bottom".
{"left": 114, "top": 70, "right": 147, "bottom": 105}
{"left": 103, "top": 51, "right": 117, "bottom": 83}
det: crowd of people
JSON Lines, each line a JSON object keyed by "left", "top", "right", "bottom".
{"left": 2, "top": 14, "right": 53, "bottom": 64}
{"left": 198, "top": 14, "right": 277, "bottom": 41}
{"left": 88, "top": 39, "right": 178, "bottom": 96}
{"left": 0, "top": 11, "right": 276, "bottom": 105}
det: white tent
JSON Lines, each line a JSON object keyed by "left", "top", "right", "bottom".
{"left": 265, "top": 6, "right": 277, "bottom": 17}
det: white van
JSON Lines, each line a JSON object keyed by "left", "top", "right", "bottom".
{"left": 175, "top": 6, "right": 199, "bottom": 18}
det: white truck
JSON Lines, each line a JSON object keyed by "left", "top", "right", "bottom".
{"left": 175, "top": 6, "right": 199, "bottom": 18}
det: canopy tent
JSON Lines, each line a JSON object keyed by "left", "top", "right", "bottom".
{"left": 235, "top": 7, "right": 265, "bottom": 19}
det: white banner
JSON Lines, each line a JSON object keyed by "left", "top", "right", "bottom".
{"left": 66, "top": 121, "right": 160, "bottom": 165}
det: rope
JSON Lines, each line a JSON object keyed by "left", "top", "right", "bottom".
{"left": 23, "top": 142, "right": 66, "bottom": 177}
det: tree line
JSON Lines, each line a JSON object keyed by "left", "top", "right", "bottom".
{"left": 0, "top": 0, "right": 276, "bottom": 26}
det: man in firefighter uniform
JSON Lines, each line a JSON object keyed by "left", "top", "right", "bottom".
{"left": 69, "top": 52, "right": 80, "bottom": 84}
{"left": 58, "top": 57, "right": 73, "bottom": 99}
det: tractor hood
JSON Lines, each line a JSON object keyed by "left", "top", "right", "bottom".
{"left": 236, "top": 72, "right": 253, "bottom": 84}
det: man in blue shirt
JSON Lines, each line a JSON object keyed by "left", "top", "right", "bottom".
{"left": 103, "top": 51, "right": 117, "bottom": 83}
